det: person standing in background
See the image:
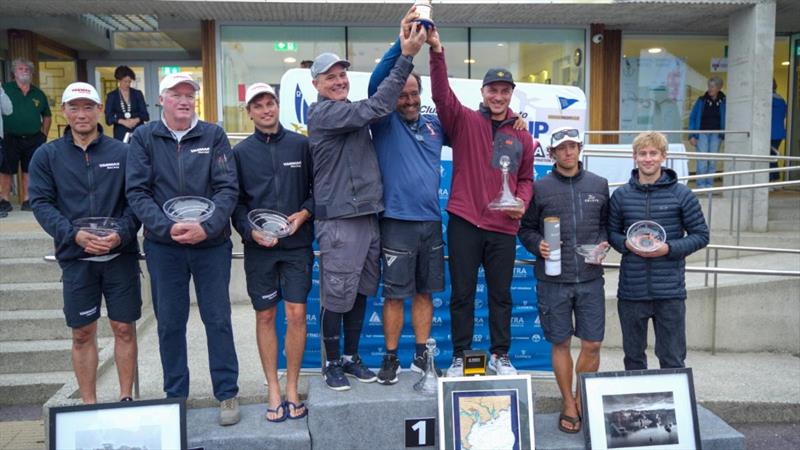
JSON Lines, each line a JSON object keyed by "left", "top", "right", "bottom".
{"left": 688, "top": 76, "right": 725, "bottom": 189}
{"left": 770, "top": 79, "right": 787, "bottom": 182}
{"left": 104, "top": 65, "right": 149, "bottom": 142}
{"left": 0, "top": 58, "right": 52, "bottom": 212}
{"left": 0, "top": 85, "right": 12, "bottom": 218}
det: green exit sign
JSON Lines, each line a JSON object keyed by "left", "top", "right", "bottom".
{"left": 274, "top": 41, "right": 298, "bottom": 52}
{"left": 162, "top": 66, "right": 181, "bottom": 75}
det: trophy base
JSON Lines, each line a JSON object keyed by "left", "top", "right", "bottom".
{"left": 487, "top": 199, "right": 523, "bottom": 211}
{"left": 413, "top": 18, "right": 435, "bottom": 29}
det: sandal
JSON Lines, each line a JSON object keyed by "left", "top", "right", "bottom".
{"left": 286, "top": 401, "right": 308, "bottom": 419}
{"left": 266, "top": 401, "right": 288, "bottom": 423}
{"left": 558, "top": 413, "right": 581, "bottom": 434}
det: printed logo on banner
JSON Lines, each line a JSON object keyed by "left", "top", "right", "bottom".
{"left": 432, "top": 297, "right": 443, "bottom": 308}
{"left": 438, "top": 188, "right": 449, "bottom": 200}
{"left": 476, "top": 284, "right": 486, "bottom": 294}
{"left": 432, "top": 316, "right": 443, "bottom": 326}
{"left": 440, "top": 165, "right": 445, "bottom": 177}
{"left": 312, "top": 260, "right": 320, "bottom": 273}
{"left": 369, "top": 311, "right": 382, "bottom": 326}
{"left": 531, "top": 334, "right": 542, "bottom": 343}
{"left": 474, "top": 317, "right": 484, "bottom": 326}
{"left": 306, "top": 314, "right": 318, "bottom": 325}
{"left": 474, "top": 298, "right": 484, "bottom": 309}
{"left": 513, "top": 267, "right": 529, "bottom": 278}
{"left": 511, "top": 317, "right": 525, "bottom": 327}
{"left": 558, "top": 96, "right": 579, "bottom": 110}
{"left": 473, "top": 334, "right": 484, "bottom": 343}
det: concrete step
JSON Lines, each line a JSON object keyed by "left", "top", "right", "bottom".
{"left": 0, "top": 338, "right": 112, "bottom": 374}
{"left": 768, "top": 219, "right": 800, "bottom": 232}
{"left": 0, "top": 309, "right": 113, "bottom": 341}
{"left": 0, "top": 371, "right": 73, "bottom": 406}
{"left": 0, "top": 282, "right": 62, "bottom": 311}
{"left": 769, "top": 205, "right": 800, "bottom": 221}
{"left": 0, "top": 232, "right": 54, "bottom": 259}
{"left": 0, "top": 258, "right": 62, "bottom": 284}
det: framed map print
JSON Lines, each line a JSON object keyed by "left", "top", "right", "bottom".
{"left": 437, "top": 375, "right": 534, "bottom": 450}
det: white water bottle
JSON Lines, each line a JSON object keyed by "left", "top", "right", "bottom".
{"left": 544, "top": 216, "right": 561, "bottom": 276}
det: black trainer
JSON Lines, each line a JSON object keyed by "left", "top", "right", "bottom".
{"left": 377, "top": 354, "right": 400, "bottom": 385}
{"left": 323, "top": 360, "right": 351, "bottom": 391}
{"left": 0, "top": 199, "right": 12, "bottom": 213}
{"left": 20, "top": 200, "right": 31, "bottom": 211}
{"left": 342, "top": 354, "right": 377, "bottom": 382}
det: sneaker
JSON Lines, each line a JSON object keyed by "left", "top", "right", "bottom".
{"left": 219, "top": 397, "right": 241, "bottom": 426}
{"left": 446, "top": 356, "right": 464, "bottom": 378}
{"left": 323, "top": 360, "right": 351, "bottom": 391}
{"left": 0, "top": 199, "right": 11, "bottom": 212}
{"left": 20, "top": 200, "right": 31, "bottom": 211}
{"left": 377, "top": 354, "right": 400, "bottom": 385}
{"left": 411, "top": 353, "right": 443, "bottom": 376}
{"left": 488, "top": 353, "right": 518, "bottom": 376}
{"left": 342, "top": 354, "right": 377, "bottom": 382}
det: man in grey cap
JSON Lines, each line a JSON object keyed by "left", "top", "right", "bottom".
{"left": 308, "top": 15, "right": 427, "bottom": 391}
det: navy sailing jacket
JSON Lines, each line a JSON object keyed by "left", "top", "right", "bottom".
{"left": 608, "top": 168, "right": 709, "bottom": 301}
{"left": 28, "top": 126, "right": 140, "bottom": 261}
{"left": 232, "top": 125, "right": 314, "bottom": 250}
{"left": 126, "top": 119, "right": 238, "bottom": 247}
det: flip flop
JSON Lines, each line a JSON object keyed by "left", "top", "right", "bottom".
{"left": 266, "top": 401, "right": 288, "bottom": 423}
{"left": 286, "top": 401, "right": 308, "bottom": 419}
{"left": 558, "top": 413, "right": 581, "bottom": 434}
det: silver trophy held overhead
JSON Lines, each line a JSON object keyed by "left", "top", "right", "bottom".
{"left": 413, "top": 0, "right": 435, "bottom": 29}
{"left": 162, "top": 196, "right": 216, "bottom": 223}
{"left": 413, "top": 338, "right": 439, "bottom": 395}
{"left": 488, "top": 155, "right": 523, "bottom": 211}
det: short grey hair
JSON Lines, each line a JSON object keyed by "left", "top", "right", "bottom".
{"left": 11, "top": 58, "right": 35, "bottom": 73}
{"left": 707, "top": 76, "right": 723, "bottom": 89}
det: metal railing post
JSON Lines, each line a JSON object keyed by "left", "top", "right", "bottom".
{"left": 704, "top": 191, "right": 713, "bottom": 287}
{"left": 711, "top": 248, "right": 720, "bottom": 355}
{"left": 729, "top": 157, "right": 736, "bottom": 234}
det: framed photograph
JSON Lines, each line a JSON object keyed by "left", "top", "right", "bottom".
{"left": 437, "top": 375, "right": 534, "bottom": 450}
{"left": 580, "top": 368, "right": 701, "bottom": 450}
{"left": 49, "top": 397, "right": 187, "bottom": 450}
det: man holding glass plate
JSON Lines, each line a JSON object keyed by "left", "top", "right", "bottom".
{"left": 28, "top": 82, "right": 142, "bottom": 404}
{"left": 126, "top": 73, "right": 241, "bottom": 426}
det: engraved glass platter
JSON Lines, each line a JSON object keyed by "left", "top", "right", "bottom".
{"left": 162, "top": 196, "right": 216, "bottom": 223}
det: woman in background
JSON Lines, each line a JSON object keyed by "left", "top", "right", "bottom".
{"left": 104, "top": 65, "right": 149, "bottom": 141}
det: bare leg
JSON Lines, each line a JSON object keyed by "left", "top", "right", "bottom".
{"left": 383, "top": 298, "right": 404, "bottom": 351}
{"left": 21, "top": 172, "right": 29, "bottom": 201}
{"left": 552, "top": 338, "right": 579, "bottom": 431}
{"left": 109, "top": 320, "right": 137, "bottom": 400}
{"left": 255, "top": 307, "right": 283, "bottom": 420}
{"left": 284, "top": 302, "right": 307, "bottom": 417}
{"left": 71, "top": 322, "right": 99, "bottom": 404}
{"left": 411, "top": 293, "right": 433, "bottom": 346}
{"left": 0, "top": 174, "right": 11, "bottom": 201}
{"left": 574, "top": 339, "right": 602, "bottom": 417}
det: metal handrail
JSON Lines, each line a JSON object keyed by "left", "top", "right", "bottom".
{"left": 584, "top": 129, "right": 750, "bottom": 137}
{"left": 582, "top": 148, "right": 800, "bottom": 163}
{"left": 607, "top": 166, "right": 800, "bottom": 188}
{"left": 707, "top": 244, "right": 800, "bottom": 254}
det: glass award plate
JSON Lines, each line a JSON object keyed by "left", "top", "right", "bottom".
{"left": 162, "top": 196, "right": 216, "bottom": 223}
{"left": 575, "top": 243, "right": 610, "bottom": 264}
{"left": 248, "top": 209, "right": 292, "bottom": 239}
{"left": 73, "top": 217, "right": 121, "bottom": 237}
{"left": 626, "top": 220, "right": 667, "bottom": 253}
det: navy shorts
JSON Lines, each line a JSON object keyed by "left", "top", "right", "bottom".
{"left": 243, "top": 245, "right": 313, "bottom": 311}
{"left": 380, "top": 218, "right": 445, "bottom": 299}
{"left": 59, "top": 252, "right": 142, "bottom": 329}
{"left": 536, "top": 277, "right": 605, "bottom": 344}
{"left": 0, "top": 132, "right": 47, "bottom": 174}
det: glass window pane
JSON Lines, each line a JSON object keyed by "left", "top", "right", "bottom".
{"left": 470, "top": 28, "right": 585, "bottom": 87}
{"left": 38, "top": 60, "right": 77, "bottom": 141}
{"left": 219, "top": 25, "right": 345, "bottom": 133}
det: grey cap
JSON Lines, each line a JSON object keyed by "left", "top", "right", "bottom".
{"left": 310, "top": 53, "right": 351, "bottom": 78}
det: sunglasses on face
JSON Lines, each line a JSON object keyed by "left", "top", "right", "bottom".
{"left": 551, "top": 128, "right": 580, "bottom": 145}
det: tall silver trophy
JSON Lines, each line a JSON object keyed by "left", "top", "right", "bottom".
{"left": 488, "top": 155, "right": 523, "bottom": 211}
{"left": 413, "top": 338, "right": 439, "bottom": 394}
{"left": 413, "top": 0, "right": 435, "bottom": 29}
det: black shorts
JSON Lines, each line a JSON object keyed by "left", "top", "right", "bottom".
{"left": 243, "top": 246, "right": 313, "bottom": 311}
{"left": 380, "top": 218, "right": 445, "bottom": 299}
{"left": 536, "top": 277, "right": 605, "bottom": 344}
{"left": 0, "top": 132, "right": 47, "bottom": 174}
{"left": 59, "top": 253, "right": 143, "bottom": 329}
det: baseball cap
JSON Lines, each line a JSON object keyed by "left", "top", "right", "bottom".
{"left": 482, "top": 68, "right": 515, "bottom": 88}
{"left": 310, "top": 53, "right": 351, "bottom": 78}
{"left": 61, "top": 82, "right": 101, "bottom": 104}
{"left": 549, "top": 127, "right": 582, "bottom": 149}
{"left": 245, "top": 83, "right": 277, "bottom": 105}
{"left": 159, "top": 72, "right": 200, "bottom": 94}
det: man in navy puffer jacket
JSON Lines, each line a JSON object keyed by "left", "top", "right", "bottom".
{"left": 608, "top": 131, "right": 709, "bottom": 370}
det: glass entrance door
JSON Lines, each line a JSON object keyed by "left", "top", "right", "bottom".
{"left": 89, "top": 61, "right": 203, "bottom": 137}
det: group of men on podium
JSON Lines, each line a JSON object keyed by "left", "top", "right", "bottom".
{"left": 27, "top": 6, "right": 708, "bottom": 432}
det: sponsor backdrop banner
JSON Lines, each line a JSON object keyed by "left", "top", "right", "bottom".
{"left": 267, "top": 69, "right": 586, "bottom": 371}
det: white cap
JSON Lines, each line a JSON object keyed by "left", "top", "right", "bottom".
{"left": 548, "top": 126, "right": 582, "bottom": 150}
{"left": 245, "top": 83, "right": 277, "bottom": 105}
{"left": 62, "top": 82, "right": 101, "bottom": 105}
{"left": 159, "top": 72, "right": 200, "bottom": 94}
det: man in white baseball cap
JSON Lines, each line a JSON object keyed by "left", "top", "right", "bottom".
{"left": 126, "top": 71, "right": 242, "bottom": 425}
{"left": 28, "top": 81, "right": 143, "bottom": 404}
{"left": 232, "top": 81, "right": 314, "bottom": 421}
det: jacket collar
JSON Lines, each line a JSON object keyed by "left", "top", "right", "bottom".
{"left": 63, "top": 124, "right": 105, "bottom": 150}
{"left": 629, "top": 167, "right": 678, "bottom": 191}
{"left": 254, "top": 124, "right": 286, "bottom": 143}
{"left": 550, "top": 162, "right": 585, "bottom": 182}
{"left": 478, "top": 103, "right": 518, "bottom": 127}
{"left": 152, "top": 115, "right": 202, "bottom": 140}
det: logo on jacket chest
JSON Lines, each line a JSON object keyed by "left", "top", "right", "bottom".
{"left": 189, "top": 147, "right": 210, "bottom": 155}
{"left": 584, "top": 194, "right": 600, "bottom": 203}
{"left": 282, "top": 160, "right": 302, "bottom": 169}
{"left": 98, "top": 162, "right": 120, "bottom": 170}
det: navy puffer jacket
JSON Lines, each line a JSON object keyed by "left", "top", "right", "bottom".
{"left": 608, "top": 168, "right": 709, "bottom": 301}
